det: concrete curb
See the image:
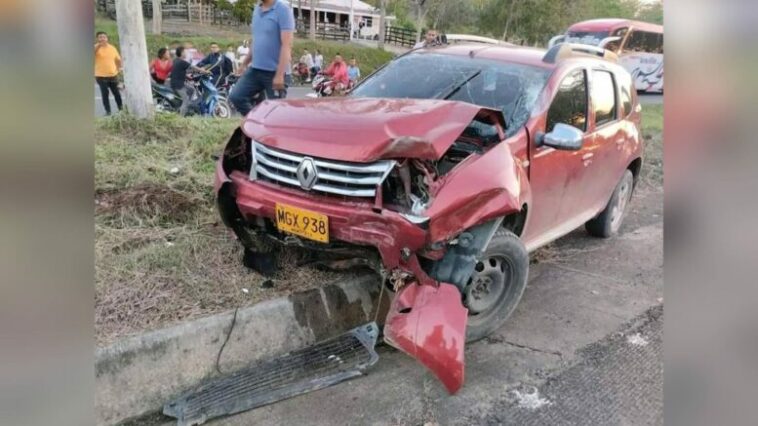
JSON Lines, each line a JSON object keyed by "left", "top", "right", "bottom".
{"left": 95, "top": 273, "right": 387, "bottom": 425}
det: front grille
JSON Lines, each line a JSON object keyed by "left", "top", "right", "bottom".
{"left": 163, "top": 323, "right": 379, "bottom": 425}
{"left": 251, "top": 142, "right": 395, "bottom": 198}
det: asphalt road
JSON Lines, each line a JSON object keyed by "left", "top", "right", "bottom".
{"left": 639, "top": 92, "right": 664, "bottom": 105}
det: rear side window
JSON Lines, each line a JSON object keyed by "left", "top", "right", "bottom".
{"left": 592, "top": 70, "right": 617, "bottom": 126}
{"left": 546, "top": 69, "right": 588, "bottom": 132}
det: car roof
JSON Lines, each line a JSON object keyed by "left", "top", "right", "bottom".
{"left": 412, "top": 44, "right": 555, "bottom": 69}
{"left": 568, "top": 18, "right": 663, "bottom": 33}
{"left": 410, "top": 43, "right": 619, "bottom": 72}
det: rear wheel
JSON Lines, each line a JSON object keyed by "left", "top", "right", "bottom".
{"left": 464, "top": 229, "right": 529, "bottom": 342}
{"left": 585, "top": 170, "right": 634, "bottom": 238}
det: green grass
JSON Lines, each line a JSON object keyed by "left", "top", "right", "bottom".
{"left": 95, "top": 17, "right": 394, "bottom": 76}
{"left": 641, "top": 104, "right": 663, "bottom": 136}
{"left": 95, "top": 115, "right": 341, "bottom": 346}
{"left": 640, "top": 104, "right": 663, "bottom": 187}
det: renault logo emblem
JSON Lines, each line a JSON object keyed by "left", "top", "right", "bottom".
{"left": 296, "top": 158, "right": 318, "bottom": 190}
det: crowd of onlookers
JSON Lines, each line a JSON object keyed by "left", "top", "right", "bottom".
{"left": 96, "top": 29, "right": 363, "bottom": 117}
{"left": 296, "top": 48, "right": 361, "bottom": 91}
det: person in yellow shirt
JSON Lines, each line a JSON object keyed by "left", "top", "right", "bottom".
{"left": 94, "top": 31, "right": 123, "bottom": 115}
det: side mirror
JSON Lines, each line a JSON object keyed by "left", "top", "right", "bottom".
{"left": 537, "top": 123, "right": 584, "bottom": 151}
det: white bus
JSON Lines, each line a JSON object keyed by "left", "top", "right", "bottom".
{"left": 549, "top": 19, "right": 663, "bottom": 93}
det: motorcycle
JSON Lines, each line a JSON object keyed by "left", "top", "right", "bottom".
{"left": 308, "top": 73, "right": 334, "bottom": 98}
{"left": 308, "top": 73, "right": 356, "bottom": 98}
{"left": 217, "top": 73, "right": 238, "bottom": 99}
{"left": 152, "top": 73, "right": 231, "bottom": 118}
{"left": 294, "top": 62, "right": 310, "bottom": 85}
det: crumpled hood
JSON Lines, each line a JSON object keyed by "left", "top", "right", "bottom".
{"left": 241, "top": 97, "right": 503, "bottom": 162}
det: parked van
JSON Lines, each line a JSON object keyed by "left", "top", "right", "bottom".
{"left": 549, "top": 19, "right": 663, "bottom": 92}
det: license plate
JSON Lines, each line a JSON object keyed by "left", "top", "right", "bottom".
{"left": 275, "top": 204, "right": 329, "bottom": 243}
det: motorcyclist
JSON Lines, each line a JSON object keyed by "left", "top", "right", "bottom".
{"left": 323, "top": 53, "right": 350, "bottom": 94}
{"left": 196, "top": 42, "right": 234, "bottom": 87}
{"left": 170, "top": 46, "right": 211, "bottom": 116}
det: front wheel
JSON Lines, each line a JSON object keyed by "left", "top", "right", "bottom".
{"left": 464, "top": 229, "right": 529, "bottom": 342}
{"left": 213, "top": 99, "right": 231, "bottom": 118}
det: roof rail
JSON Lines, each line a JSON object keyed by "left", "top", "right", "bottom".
{"left": 445, "top": 34, "right": 509, "bottom": 46}
{"left": 542, "top": 43, "right": 618, "bottom": 64}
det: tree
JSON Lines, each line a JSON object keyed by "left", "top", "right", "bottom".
{"left": 232, "top": 0, "right": 255, "bottom": 23}
{"left": 152, "top": 0, "right": 162, "bottom": 35}
{"left": 636, "top": 0, "right": 663, "bottom": 24}
{"left": 410, "top": 0, "right": 431, "bottom": 42}
{"left": 115, "top": 0, "right": 154, "bottom": 118}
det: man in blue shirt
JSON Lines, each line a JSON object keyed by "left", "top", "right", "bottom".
{"left": 229, "top": 0, "right": 295, "bottom": 115}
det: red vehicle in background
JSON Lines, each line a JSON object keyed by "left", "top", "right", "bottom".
{"left": 215, "top": 42, "right": 644, "bottom": 393}
{"left": 549, "top": 19, "right": 664, "bottom": 92}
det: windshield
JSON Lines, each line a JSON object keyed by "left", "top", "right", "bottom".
{"left": 565, "top": 30, "right": 610, "bottom": 46}
{"left": 351, "top": 53, "right": 550, "bottom": 136}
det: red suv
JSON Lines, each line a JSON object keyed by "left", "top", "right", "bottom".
{"left": 215, "top": 43, "right": 643, "bottom": 393}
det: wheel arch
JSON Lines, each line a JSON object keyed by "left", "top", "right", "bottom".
{"left": 627, "top": 157, "right": 643, "bottom": 187}
{"left": 502, "top": 204, "right": 529, "bottom": 237}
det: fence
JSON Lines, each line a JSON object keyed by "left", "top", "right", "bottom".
{"left": 161, "top": 5, "right": 189, "bottom": 20}
{"left": 295, "top": 20, "right": 350, "bottom": 42}
{"left": 384, "top": 26, "right": 417, "bottom": 48}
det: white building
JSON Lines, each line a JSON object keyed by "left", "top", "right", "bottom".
{"left": 290, "top": 0, "right": 394, "bottom": 38}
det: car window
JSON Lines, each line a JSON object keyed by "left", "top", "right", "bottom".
{"left": 351, "top": 53, "right": 550, "bottom": 137}
{"left": 592, "top": 70, "right": 617, "bottom": 126}
{"left": 617, "top": 72, "right": 633, "bottom": 116}
{"left": 546, "top": 69, "right": 588, "bottom": 133}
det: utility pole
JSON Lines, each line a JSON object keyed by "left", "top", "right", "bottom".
{"left": 152, "top": 0, "right": 162, "bottom": 35}
{"left": 349, "top": 0, "right": 355, "bottom": 41}
{"left": 309, "top": 0, "right": 317, "bottom": 40}
{"left": 116, "top": 0, "right": 155, "bottom": 119}
{"left": 378, "top": 0, "right": 387, "bottom": 49}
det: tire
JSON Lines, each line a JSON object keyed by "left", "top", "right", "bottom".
{"left": 464, "top": 229, "right": 529, "bottom": 342}
{"left": 213, "top": 99, "right": 231, "bottom": 118}
{"left": 585, "top": 169, "right": 634, "bottom": 238}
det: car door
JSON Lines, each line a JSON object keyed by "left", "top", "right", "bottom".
{"left": 580, "top": 68, "right": 627, "bottom": 215}
{"left": 525, "top": 68, "right": 593, "bottom": 248}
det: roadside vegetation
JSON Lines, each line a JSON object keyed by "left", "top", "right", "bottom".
{"left": 95, "top": 114, "right": 343, "bottom": 346}
{"left": 640, "top": 104, "right": 663, "bottom": 187}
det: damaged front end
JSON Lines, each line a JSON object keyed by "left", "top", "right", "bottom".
{"left": 215, "top": 98, "right": 527, "bottom": 395}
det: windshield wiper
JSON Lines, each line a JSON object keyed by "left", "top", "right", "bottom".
{"left": 436, "top": 69, "right": 482, "bottom": 100}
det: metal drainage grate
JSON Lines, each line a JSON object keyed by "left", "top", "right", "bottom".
{"left": 163, "top": 323, "right": 379, "bottom": 426}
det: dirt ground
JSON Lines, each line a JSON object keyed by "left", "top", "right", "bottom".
{"left": 94, "top": 106, "right": 663, "bottom": 347}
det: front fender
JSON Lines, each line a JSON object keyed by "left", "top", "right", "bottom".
{"left": 426, "top": 142, "right": 531, "bottom": 243}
